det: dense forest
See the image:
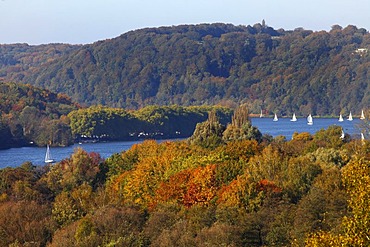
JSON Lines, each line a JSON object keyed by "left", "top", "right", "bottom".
{"left": 1, "top": 108, "right": 370, "bottom": 246}
{"left": 0, "top": 23, "right": 369, "bottom": 115}
{"left": 0, "top": 82, "right": 233, "bottom": 149}
{"left": 0, "top": 82, "right": 78, "bottom": 149}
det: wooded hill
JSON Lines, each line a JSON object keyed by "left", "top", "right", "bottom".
{"left": 0, "top": 23, "right": 369, "bottom": 115}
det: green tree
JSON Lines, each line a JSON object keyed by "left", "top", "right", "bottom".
{"left": 223, "top": 105, "right": 262, "bottom": 142}
{"left": 188, "top": 110, "right": 225, "bottom": 149}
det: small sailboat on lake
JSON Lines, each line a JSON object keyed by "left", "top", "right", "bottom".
{"left": 307, "top": 114, "right": 313, "bottom": 125}
{"left": 338, "top": 114, "right": 344, "bottom": 122}
{"left": 45, "top": 145, "right": 55, "bottom": 163}
{"left": 347, "top": 112, "right": 353, "bottom": 121}
{"left": 273, "top": 113, "right": 278, "bottom": 122}
{"left": 360, "top": 110, "right": 365, "bottom": 120}
{"left": 260, "top": 110, "right": 263, "bottom": 118}
{"left": 290, "top": 113, "right": 297, "bottom": 122}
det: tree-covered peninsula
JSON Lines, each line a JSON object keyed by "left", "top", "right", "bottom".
{"left": 68, "top": 105, "right": 232, "bottom": 142}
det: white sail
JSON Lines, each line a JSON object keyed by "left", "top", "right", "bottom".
{"left": 347, "top": 112, "right": 353, "bottom": 121}
{"left": 260, "top": 110, "right": 263, "bottom": 118}
{"left": 338, "top": 114, "right": 343, "bottom": 122}
{"left": 45, "top": 145, "right": 55, "bottom": 163}
{"left": 290, "top": 113, "right": 297, "bottom": 122}
{"left": 307, "top": 114, "right": 313, "bottom": 125}
{"left": 273, "top": 113, "right": 278, "bottom": 121}
{"left": 340, "top": 129, "right": 345, "bottom": 139}
{"left": 360, "top": 110, "right": 365, "bottom": 120}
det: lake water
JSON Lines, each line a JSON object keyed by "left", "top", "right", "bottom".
{"left": 0, "top": 117, "right": 365, "bottom": 168}
{"left": 251, "top": 117, "right": 364, "bottom": 140}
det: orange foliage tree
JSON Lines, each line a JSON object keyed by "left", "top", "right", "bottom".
{"left": 154, "top": 164, "right": 218, "bottom": 208}
{"left": 110, "top": 140, "right": 195, "bottom": 207}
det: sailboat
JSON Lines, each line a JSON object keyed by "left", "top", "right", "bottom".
{"left": 290, "top": 113, "right": 297, "bottom": 122}
{"left": 307, "top": 114, "right": 313, "bottom": 125}
{"left": 45, "top": 145, "right": 55, "bottom": 163}
{"left": 347, "top": 112, "right": 353, "bottom": 121}
{"left": 340, "top": 129, "right": 345, "bottom": 140}
{"left": 273, "top": 113, "right": 278, "bottom": 122}
{"left": 338, "top": 114, "right": 344, "bottom": 122}
{"left": 260, "top": 110, "right": 263, "bottom": 118}
{"left": 360, "top": 110, "right": 365, "bottom": 120}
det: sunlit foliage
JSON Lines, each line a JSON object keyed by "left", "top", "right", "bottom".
{"left": 306, "top": 156, "right": 370, "bottom": 246}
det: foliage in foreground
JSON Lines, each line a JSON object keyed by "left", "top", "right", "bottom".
{"left": 0, "top": 125, "right": 369, "bottom": 246}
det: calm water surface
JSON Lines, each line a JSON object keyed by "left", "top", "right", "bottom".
{"left": 0, "top": 141, "right": 143, "bottom": 168}
{"left": 0, "top": 117, "right": 365, "bottom": 168}
{"left": 251, "top": 117, "right": 363, "bottom": 139}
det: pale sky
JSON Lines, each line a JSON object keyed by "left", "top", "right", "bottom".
{"left": 0, "top": 0, "right": 369, "bottom": 45}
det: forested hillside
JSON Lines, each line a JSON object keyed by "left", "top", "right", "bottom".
{"left": 0, "top": 43, "right": 79, "bottom": 79}
{"left": 0, "top": 23, "right": 369, "bottom": 115}
{"left": 0, "top": 82, "right": 79, "bottom": 149}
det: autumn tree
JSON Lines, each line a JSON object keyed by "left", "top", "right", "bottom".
{"left": 0, "top": 201, "right": 54, "bottom": 246}
{"left": 305, "top": 158, "right": 370, "bottom": 246}
{"left": 293, "top": 167, "right": 347, "bottom": 245}
{"left": 44, "top": 148, "right": 103, "bottom": 193}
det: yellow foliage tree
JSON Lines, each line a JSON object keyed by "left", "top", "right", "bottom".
{"left": 217, "top": 173, "right": 264, "bottom": 213}
{"left": 305, "top": 158, "right": 370, "bottom": 246}
{"left": 110, "top": 140, "right": 190, "bottom": 207}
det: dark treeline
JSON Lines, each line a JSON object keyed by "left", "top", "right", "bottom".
{"left": 0, "top": 110, "right": 370, "bottom": 246}
{"left": 0, "top": 23, "right": 369, "bottom": 115}
{"left": 68, "top": 104, "right": 233, "bottom": 142}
